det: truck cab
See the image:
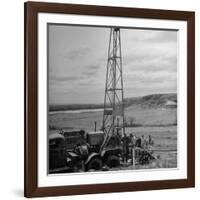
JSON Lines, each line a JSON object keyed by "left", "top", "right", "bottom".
{"left": 49, "top": 132, "right": 66, "bottom": 170}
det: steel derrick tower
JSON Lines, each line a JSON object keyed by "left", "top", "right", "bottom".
{"left": 101, "top": 28, "right": 125, "bottom": 151}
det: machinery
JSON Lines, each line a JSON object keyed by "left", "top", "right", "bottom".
{"left": 49, "top": 129, "right": 122, "bottom": 173}
{"left": 49, "top": 28, "right": 155, "bottom": 173}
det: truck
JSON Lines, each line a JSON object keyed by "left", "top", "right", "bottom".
{"left": 49, "top": 129, "right": 123, "bottom": 173}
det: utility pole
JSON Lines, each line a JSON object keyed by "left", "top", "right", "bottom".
{"left": 101, "top": 27, "right": 125, "bottom": 151}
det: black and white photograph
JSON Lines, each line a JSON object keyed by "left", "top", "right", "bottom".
{"left": 48, "top": 24, "right": 178, "bottom": 174}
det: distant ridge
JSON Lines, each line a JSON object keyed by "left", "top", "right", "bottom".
{"left": 49, "top": 93, "right": 177, "bottom": 111}
{"left": 124, "top": 93, "right": 177, "bottom": 109}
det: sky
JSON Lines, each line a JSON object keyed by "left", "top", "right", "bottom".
{"left": 48, "top": 24, "right": 177, "bottom": 105}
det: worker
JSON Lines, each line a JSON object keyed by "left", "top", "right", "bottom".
{"left": 129, "top": 134, "right": 137, "bottom": 165}
{"left": 122, "top": 135, "right": 131, "bottom": 164}
{"left": 75, "top": 143, "right": 88, "bottom": 159}
{"left": 79, "top": 129, "right": 86, "bottom": 143}
{"left": 129, "top": 134, "right": 133, "bottom": 155}
{"left": 141, "top": 135, "right": 147, "bottom": 149}
{"left": 148, "top": 135, "right": 154, "bottom": 146}
{"left": 129, "top": 134, "right": 133, "bottom": 146}
{"left": 135, "top": 136, "right": 141, "bottom": 148}
{"left": 130, "top": 134, "right": 137, "bottom": 148}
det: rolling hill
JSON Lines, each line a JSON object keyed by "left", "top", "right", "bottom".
{"left": 49, "top": 93, "right": 177, "bottom": 111}
{"left": 124, "top": 93, "right": 177, "bottom": 109}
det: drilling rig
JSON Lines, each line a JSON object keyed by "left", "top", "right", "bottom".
{"left": 101, "top": 27, "right": 125, "bottom": 152}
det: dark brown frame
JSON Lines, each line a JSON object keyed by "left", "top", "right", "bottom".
{"left": 24, "top": 1, "right": 195, "bottom": 198}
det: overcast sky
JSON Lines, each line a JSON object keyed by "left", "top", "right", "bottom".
{"left": 48, "top": 24, "right": 177, "bottom": 105}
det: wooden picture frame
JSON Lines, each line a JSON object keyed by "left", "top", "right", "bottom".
{"left": 24, "top": 1, "right": 195, "bottom": 198}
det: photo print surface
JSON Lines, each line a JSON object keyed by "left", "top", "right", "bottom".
{"left": 48, "top": 24, "right": 178, "bottom": 174}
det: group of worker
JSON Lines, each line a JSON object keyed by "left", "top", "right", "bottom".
{"left": 122, "top": 133, "right": 154, "bottom": 164}
{"left": 130, "top": 134, "right": 154, "bottom": 149}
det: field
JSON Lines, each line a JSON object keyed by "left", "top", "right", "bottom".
{"left": 49, "top": 104, "right": 177, "bottom": 169}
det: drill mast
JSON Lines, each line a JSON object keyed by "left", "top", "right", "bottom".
{"left": 101, "top": 28, "right": 125, "bottom": 151}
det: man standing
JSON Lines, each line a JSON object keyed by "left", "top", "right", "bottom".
{"left": 122, "top": 135, "right": 131, "bottom": 164}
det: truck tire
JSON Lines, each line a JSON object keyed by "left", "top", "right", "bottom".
{"left": 86, "top": 157, "right": 102, "bottom": 171}
{"left": 106, "top": 155, "right": 120, "bottom": 168}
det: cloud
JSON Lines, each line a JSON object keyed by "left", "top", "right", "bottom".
{"left": 123, "top": 54, "right": 177, "bottom": 75}
{"left": 65, "top": 47, "right": 91, "bottom": 60}
{"left": 129, "top": 30, "right": 177, "bottom": 44}
{"left": 82, "top": 71, "right": 96, "bottom": 76}
{"left": 53, "top": 75, "right": 82, "bottom": 82}
{"left": 81, "top": 65, "right": 100, "bottom": 76}
{"left": 87, "top": 64, "right": 101, "bottom": 70}
{"left": 125, "top": 70, "right": 176, "bottom": 84}
{"left": 147, "top": 31, "right": 177, "bottom": 43}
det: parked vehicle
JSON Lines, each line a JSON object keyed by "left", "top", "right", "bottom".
{"left": 49, "top": 129, "right": 122, "bottom": 172}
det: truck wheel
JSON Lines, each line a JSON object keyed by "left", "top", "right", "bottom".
{"left": 87, "top": 157, "right": 102, "bottom": 171}
{"left": 106, "top": 155, "right": 120, "bottom": 168}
